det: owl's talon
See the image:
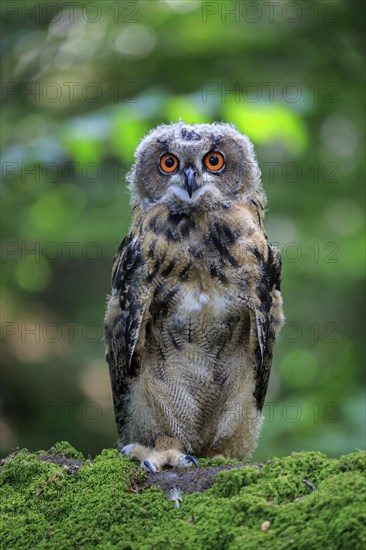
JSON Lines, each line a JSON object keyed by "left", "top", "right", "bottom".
{"left": 119, "top": 442, "right": 198, "bottom": 472}
{"left": 179, "top": 454, "right": 199, "bottom": 468}
{"left": 186, "top": 455, "right": 199, "bottom": 468}
{"left": 143, "top": 460, "right": 157, "bottom": 474}
{"left": 121, "top": 444, "right": 134, "bottom": 457}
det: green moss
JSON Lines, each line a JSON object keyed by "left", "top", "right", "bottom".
{"left": 1, "top": 446, "right": 365, "bottom": 549}
{"left": 43, "top": 441, "right": 84, "bottom": 460}
{"left": 337, "top": 449, "right": 366, "bottom": 472}
{"left": 196, "top": 456, "right": 239, "bottom": 468}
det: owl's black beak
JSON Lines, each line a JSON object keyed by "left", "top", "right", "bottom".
{"left": 184, "top": 166, "right": 198, "bottom": 198}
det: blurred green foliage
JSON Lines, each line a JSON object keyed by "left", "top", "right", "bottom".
{"left": 1, "top": 0, "right": 365, "bottom": 459}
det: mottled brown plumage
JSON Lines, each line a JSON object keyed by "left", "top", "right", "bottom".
{"left": 105, "top": 122, "right": 284, "bottom": 471}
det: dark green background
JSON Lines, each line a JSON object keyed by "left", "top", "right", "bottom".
{"left": 1, "top": 0, "right": 365, "bottom": 459}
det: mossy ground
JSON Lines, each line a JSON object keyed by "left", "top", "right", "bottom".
{"left": 1, "top": 442, "right": 365, "bottom": 549}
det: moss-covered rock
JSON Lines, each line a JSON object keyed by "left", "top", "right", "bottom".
{"left": 1, "top": 445, "right": 365, "bottom": 549}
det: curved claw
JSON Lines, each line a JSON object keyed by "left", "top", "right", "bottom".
{"left": 121, "top": 444, "right": 134, "bottom": 457}
{"left": 143, "top": 460, "right": 157, "bottom": 474}
{"left": 185, "top": 455, "right": 199, "bottom": 468}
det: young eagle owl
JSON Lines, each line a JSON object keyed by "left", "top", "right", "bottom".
{"left": 105, "top": 122, "right": 284, "bottom": 472}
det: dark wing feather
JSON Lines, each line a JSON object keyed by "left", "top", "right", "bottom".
{"left": 105, "top": 233, "right": 151, "bottom": 437}
{"left": 250, "top": 243, "right": 282, "bottom": 410}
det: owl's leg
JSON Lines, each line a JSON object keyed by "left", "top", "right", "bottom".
{"left": 121, "top": 436, "right": 198, "bottom": 473}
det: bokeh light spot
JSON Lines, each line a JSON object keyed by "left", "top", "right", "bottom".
{"left": 114, "top": 25, "right": 157, "bottom": 59}
{"left": 15, "top": 259, "right": 51, "bottom": 292}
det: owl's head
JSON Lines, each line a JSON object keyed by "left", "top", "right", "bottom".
{"left": 127, "top": 121, "right": 264, "bottom": 213}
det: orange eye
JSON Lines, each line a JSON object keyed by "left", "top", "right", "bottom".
{"left": 204, "top": 151, "right": 225, "bottom": 171}
{"left": 159, "top": 153, "right": 179, "bottom": 173}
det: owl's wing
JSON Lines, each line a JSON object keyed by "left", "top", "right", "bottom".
{"left": 249, "top": 243, "right": 283, "bottom": 411}
{"left": 105, "top": 232, "right": 151, "bottom": 438}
